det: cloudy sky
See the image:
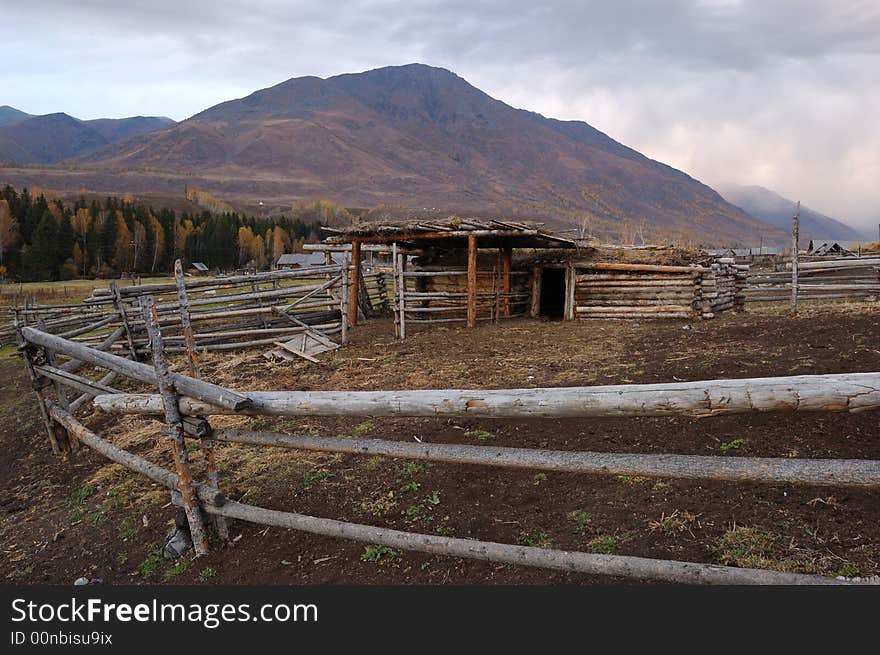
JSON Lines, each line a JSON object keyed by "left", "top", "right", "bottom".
{"left": 4, "top": 0, "right": 878, "bottom": 232}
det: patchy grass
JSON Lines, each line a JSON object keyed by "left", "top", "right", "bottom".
{"left": 162, "top": 560, "right": 189, "bottom": 581}
{"left": 199, "top": 566, "right": 218, "bottom": 582}
{"left": 566, "top": 510, "right": 593, "bottom": 535}
{"left": 395, "top": 461, "right": 428, "bottom": 480}
{"left": 71, "top": 485, "right": 97, "bottom": 505}
{"left": 532, "top": 473, "right": 547, "bottom": 486}
{"left": 715, "top": 526, "right": 777, "bottom": 568}
{"left": 519, "top": 531, "right": 553, "bottom": 548}
{"left": 720, "top": 438, "right": 749, "bottom": 453}
{"left": 587, "top": 531, "right": 632, "bottom": 555}
{"left": 302, "top": 471, "right": 335, "bottom": 488}
{"left": 464, "top": 429, "right": 495, "bottom": 441}
{"left": 360, "top": 545, "right": 400, "bottom": 564}
{"left": 359, "top": 492, "right": 397, "bottom": 518}
{"left": 352, "top": 421, "right": 374, "bottom": 435}
{"left": 648, "top": 509, "right": 700, "bottom": 536}
{"left": 138, "top": 543, "right": 165, "bottom": 578}
{"left": 616, "top": 476, "right": 648, "bottom": 485}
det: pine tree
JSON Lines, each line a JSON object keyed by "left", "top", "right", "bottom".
{"left": 25, "top": 211, "right": 59, "bottom": 280}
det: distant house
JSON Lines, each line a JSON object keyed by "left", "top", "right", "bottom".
{"left": 275, "top": 253, "right": 339, "bottom": 270}
{"left": 807, "top": 239, "right": 859, "bottom": 256}
{"left": 188, "top": 262, "right": 209, "bottom": 276}
{"left": 704, "top": 247, "right": 781, "bottom": 260}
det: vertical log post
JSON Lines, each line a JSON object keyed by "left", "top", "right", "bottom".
{"left": 397, "top": 252, "right": 407, "bottom": 340}
{"left": 142, "top": 296, "right": 210, "bottom": 555}
{"left": 340, "top": 254, "right": 350, "bottom": 346}
{"left": 349, "top": 239, "right": 361, "bottom": 326}
{"left": 111, "top": 281, "right": 138, "bottom": 360}
{"left": 174, "top": 259, "right": 199, "bottom": 376}
{"left": 15, "top": 320, "right": 61, "bottom": 455}
{"left": 791, "top": 201, "right": 800, "bottom": 315}
{"left": 467, "top": 234, "right": 478, "bottom": 328}
{"left": 391, "top": 243, "right": 400, "bottom": 339}
{"left": 502, "top": 246, "right": 512, "bottom": 317}
{"left": 174, "top": 260, "right": 228, "bottom": 542}
{"left": 530, "top": 267, "right": 542, "bottom": 318}
{"left": 564, "top": 264, "right": 575, "bottom": 320}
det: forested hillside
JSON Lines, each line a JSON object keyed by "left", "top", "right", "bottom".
{"left": 0, "top": 186, "right": 334, "bottom": 281}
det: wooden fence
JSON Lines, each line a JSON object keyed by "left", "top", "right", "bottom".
{"left": 2, "top": 262, "right": 393, "bottom": 353}
{"left": 13, "top": 312, "right": 880, "bottom": 585}
{"left": 744, "top": 257, "right": 880, "bottom": 304}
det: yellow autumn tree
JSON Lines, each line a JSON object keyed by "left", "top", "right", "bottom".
{"left": 272, "top": 226, "right": 290, "bottom": 262}
{"left": 112, "top": 212, "right": 133, "bottom": 271}
{"left": 148, "top": 213, "right": 165, "bottom": 272}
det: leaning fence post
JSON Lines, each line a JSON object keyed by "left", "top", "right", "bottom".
{"left": 15, "top": 318, "right": 62, "bottom": 455}
{"left": 174, "top": 260, "right": 229, "bottom": 542}
{"left": 37, "top": 319, "right": 77, "bottom": 452}
{"left": 110, "top": 281, "right": 138, "bottom": 360}
{"left": 141, "top": 295, "right": 210, "bottom": 555}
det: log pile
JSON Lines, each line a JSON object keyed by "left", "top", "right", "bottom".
{"left": 698, "top": 258, "right": 748, "bottom": 318}
{"left": 573, "top": 260, "right": 747, "bottom": 320}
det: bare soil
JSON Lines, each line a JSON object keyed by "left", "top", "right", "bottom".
{"left": 2, "top": 304, "right": 878, "bottom": 585}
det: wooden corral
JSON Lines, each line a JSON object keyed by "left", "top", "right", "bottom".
{"left": 12, "top": 318, "right": 880, "bottom": 585}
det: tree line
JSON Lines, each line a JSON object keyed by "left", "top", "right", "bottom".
{"left": 0, "top": 186, "right": 352, "bottom": 281}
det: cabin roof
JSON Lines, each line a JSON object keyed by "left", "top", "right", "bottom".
{"left": 324, "top": 217, "right": 577, "bottom": 249}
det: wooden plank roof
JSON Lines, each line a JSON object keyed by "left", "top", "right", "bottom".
{"left": 323, "top": 217, "right": 576, "bottom": 249}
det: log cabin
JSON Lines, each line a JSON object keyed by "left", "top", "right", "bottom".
{"left": 322, "top": 219, "right": 746, "bottom": 332}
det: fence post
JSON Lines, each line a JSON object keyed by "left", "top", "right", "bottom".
{"left": 174, "top": 260, "right": 229, "bottom": 543}
{"left": 340, "top": 254, "right": 350, "bottom": 346}
{"left": 110, "top": 281, "right": 138, "bottom": 360}
{"left": 391, "top": 243, "right": 400, "bottom": 339}
{"left": 141, "top": 295, "right": 210, "bottom": 555}
{"left": 397, "top": 252, "right": 407, "bottom": 340}
{"left": 791, "top": 201, "right": 800, "bottom": 315}
{"left": 15, "top": 317, "right": 63, "bottom": 455}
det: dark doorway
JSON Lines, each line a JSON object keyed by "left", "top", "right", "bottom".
{"left": 539, "top": 268, "right": 566, "bottom": 319}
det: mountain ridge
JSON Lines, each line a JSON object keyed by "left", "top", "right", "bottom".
{"left": 719, "top": 184, "right": 865, "bottom": 242}
{"left": 4, "top": 64, "right": 785, "bottom": 244}
{"left": 0, "top": 110, "right": 175, "bottom": 164}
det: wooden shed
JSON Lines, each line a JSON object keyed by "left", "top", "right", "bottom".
{"left": 323, "top": 219, "right": 746, "bottom": 334}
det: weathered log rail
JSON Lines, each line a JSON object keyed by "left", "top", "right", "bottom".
{"left": 745, "top": 256, "right": 880, "bottom": 304}
{"left": 4, "top": 263, "right": 354, "bottom": 353}
{"left": 13, "top": 319, "right": 880, "bottom": 584}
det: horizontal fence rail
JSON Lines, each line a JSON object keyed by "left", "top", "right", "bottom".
{"left": 91, "top": 371, "right": 880, "bottom": 418}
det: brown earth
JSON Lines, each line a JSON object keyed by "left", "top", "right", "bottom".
{"left": 1, "top": 303, "right": 878, "bottom": 585}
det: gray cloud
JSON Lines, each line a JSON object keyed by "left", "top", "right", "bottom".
{"left": 2, "top": 0, "right": 878, "bottom": 231}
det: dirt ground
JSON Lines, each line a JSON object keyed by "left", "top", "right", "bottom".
{"left": 2, "top": 303, "right": 879, "bottom": 585}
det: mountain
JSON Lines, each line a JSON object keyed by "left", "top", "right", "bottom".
{"left": 720, "top": 184, "right": 864, "bottom": 241}
{"left": 0, "top": 105, "right": 33, "bottom": 126}
{"left": 85, "top": 116, "right": 175, "bottom": 143}
{"left": 0, "top": 113, "right": 175, "bottom": 164}
{"left": 5, "top": 65, "right": 780, "bottom": 243}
